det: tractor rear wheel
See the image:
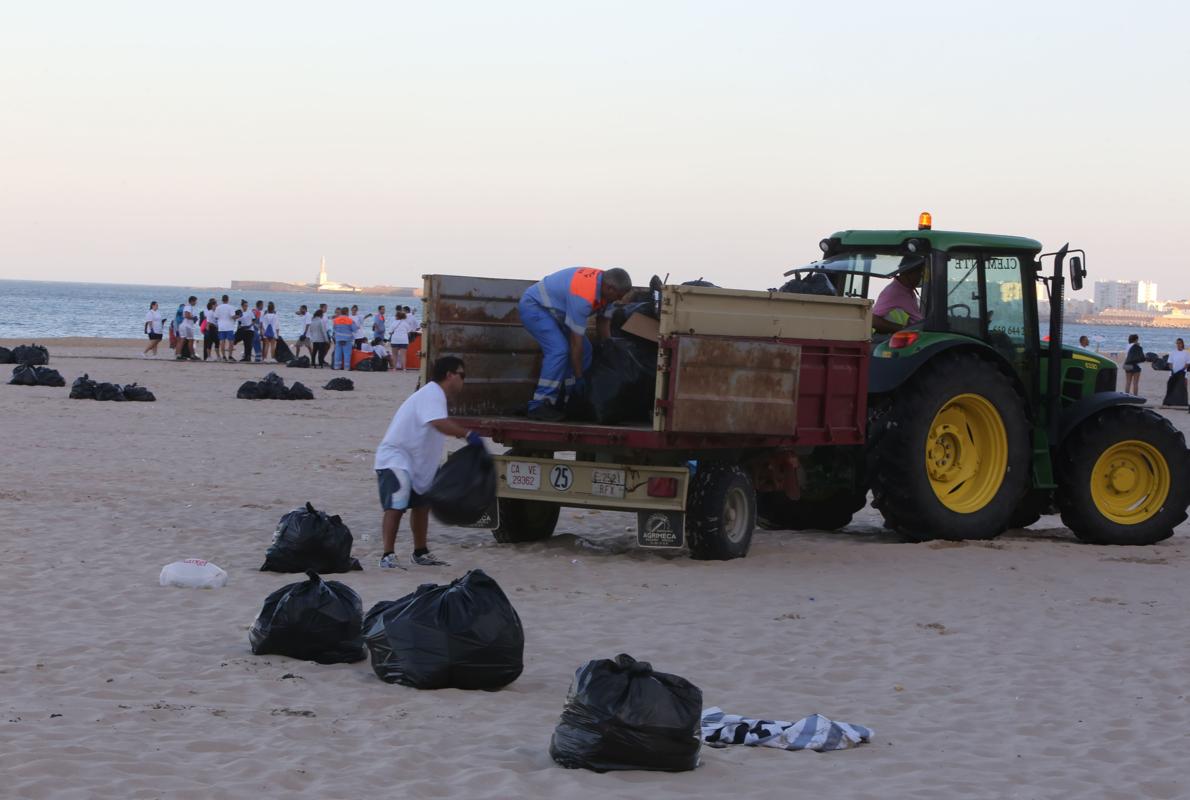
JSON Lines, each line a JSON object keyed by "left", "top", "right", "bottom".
{"left": 1056, "top": 406, "right": 1190, "bottom": 545}
{"left": 869, "top": 351, "right": 1030, "bottom": 541}
{"left": 686, "top": 464, "right": 756, "bottom": 560}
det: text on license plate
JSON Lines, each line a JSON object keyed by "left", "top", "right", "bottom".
{"left": 591, "top": 468, "right": 626, "bottom": 499}
{"left": 507, "top": 461, "right": 541, "bottom": 491}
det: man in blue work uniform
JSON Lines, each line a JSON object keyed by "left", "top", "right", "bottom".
{"left": 519, "top": 266, "right": 632, "bottom": 422}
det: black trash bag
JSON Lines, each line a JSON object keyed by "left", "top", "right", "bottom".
{"left": 354, "top": 358, "right": 374, "bottom": 372}
{"left": 236, "top": 380, "right": 262, "bottom": 399}
{"left": 11, "top": 344, "right": 49, "bottom": 366}
{"left": 777, "top": 273, "right": 837, "bottom": 296}
{"left": 549, "top": 653, "right": 703, "bottom": 773}
{"left": 259, "top": 372, "right": 289, "bottom": 399}
{"left": 94, "top": 382, "right": 126, "bottom": 401}
{"left": 369, "top": 355, "right": 389, "bottom": 372}
{"left": 287, "top": 381, "right": 313, "bottom": 400}
{"left": 70, "top": 374, "right": 97, "bottom": 400}
{"left": 0, "top": 346, "right": 12, "bottom": 364}
{"left": 565, "top": 338, "right": 657, "bottom": 425}
{"left": 1164, "top": 370, "right": 1188, "bottom": 407}
{"left": 426, "top": 443, "right": 497, "bottom": 526}
{"left": 261, "top": 501, "right": 362, "bottom": 573}
{"left": 680, "top": 278, "right": 718, "bottom": 287}
{"left": 9, "top": 365, "right": 38, "bottom": 386}
{"left": 33, "top": 367, "right": 65, "bottom": 387}
{"left": 248, "top": 570, "right": 367, "bottom": 664}
{"left": 122, "top": 383, "right": 156, "bottom": 402}
{"left": 323, "top": 377, "right": 354, "bottom": 391}
{"left": 274, "top": 336, "right": 294, "bottom": 363}
{"left": 362, "top": 569, "right": 524, "bottom": 690}
{"left": 287, "top": 355, "right": 310, "bottom": 368}
{"left": 1151, "top": 356, "right": 1170, "bottom": 371}
{"left": 1145, "top": 351, "right": 1159, "bottom": 363}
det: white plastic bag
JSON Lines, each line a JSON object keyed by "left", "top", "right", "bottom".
{"left": 160, "top": 558, "right": 228, "bottom": 589}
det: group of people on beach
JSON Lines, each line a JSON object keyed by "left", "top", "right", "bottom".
{"left": 142, "top": 296, "right": 420, "bottom": 371}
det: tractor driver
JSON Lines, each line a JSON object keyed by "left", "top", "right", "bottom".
{"left": 872, "top": 261, "right": 925, "bottom": 334}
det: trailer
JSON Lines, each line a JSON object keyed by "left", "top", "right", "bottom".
{"left": 418, "top": 274, "right": 872, "bottom": 559}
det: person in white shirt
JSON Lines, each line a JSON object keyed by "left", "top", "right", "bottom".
{"left": 235, "top": 300, "right": 255, "bottom": 362}
{"left": 143, "top": 301, "right": 163, "bottom": 358}
{"left": 260, "top": 301, "right": 280, "bottom": 362}
{"left": 351, "top": 304, "right": 366, "bottom": 350}
{"left": 374, "top": 356, "right": 480, "bottom": 568}
{"left": 176, "top": 295, "right": 199, "bottom": 360}
{"left": 388, "top": 310, "right": 413, "bottom": 371}
{"left": 1168, "top": 338, "right": 1189, "bottom": 375}
{"left": 292, "top": 304, "right": 312, "bottom": 359}
{"left": 213, "top": 294, "right": 238, "bottom": 362}
{"left": 1165, "top": 338, "right": 1189, "bottom": 408}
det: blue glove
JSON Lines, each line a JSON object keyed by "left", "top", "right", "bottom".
{"left": 572, "top": 378, "right": 587, "bottom": 396}
{"left": 465, "top": 431, "right": 483, "bottom": 448}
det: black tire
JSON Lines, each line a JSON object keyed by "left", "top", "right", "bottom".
{"left": 756, "top": 490, "right": 867, "bottom": 531}
{"left": 490, "top": 497, "right": 561, "bottom": 544}
{"left": 686, "top": 464, "right": 756, "bottom": 560}
{"left": 1056, "top": 406, "right": 1190, "bottom": 545}
{"left": 869, "top": 351, "right": 1030, "bottom": 541}
{"left": 1008, "top": 489, "right": 1055, "bottom": 530}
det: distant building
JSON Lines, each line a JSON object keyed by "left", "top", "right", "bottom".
{"left": 314, "top": 256, "right": 359, "bottom": 294}
{"left": 1093, "top": 280, "right": 1158, "bottom": 311}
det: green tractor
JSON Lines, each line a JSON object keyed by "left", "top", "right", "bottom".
{"left": 760, "top": 214, "right": 1190, "bottom": 545}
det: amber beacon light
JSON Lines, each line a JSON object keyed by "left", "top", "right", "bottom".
{"left": 917, "top": 211, "right": 932, "bottom": 230}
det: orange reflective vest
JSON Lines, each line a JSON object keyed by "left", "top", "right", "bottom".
{"left": 568, "top": 267, "right": 605, "bottom": 312}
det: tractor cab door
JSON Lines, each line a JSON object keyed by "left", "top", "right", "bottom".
{"left": 944, "top": 250, "right": 1039, "bottom": 386}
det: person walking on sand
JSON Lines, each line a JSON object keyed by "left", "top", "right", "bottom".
{"left": 260, "top": 301, "right": 280, "bottom": 362}
{"left": 213, "top": 294, "right": 238, "bottom": 361}
{"left": 388, "top": 309, "right": 412, "bottom": 371}
{"left": 1123, "top": 333, "right": 1144, "bottom": 395}
{"left": 143, "top": 301, "right": 163, "bottom": 357}
{"left": 375, "top": 355, "right": 481, "bottom": 569}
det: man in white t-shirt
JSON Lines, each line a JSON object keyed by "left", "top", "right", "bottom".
{"left": 374, "top": 355, "right": 481, "bottom": 568}
{"left": 176, "top": 295, "right": 199, "bottom": 360}
{"left": 292, "top": 304, "right": 312, "bottom": 359}
{"left": 213, "top": 294, "right": 237, "bottom": 362}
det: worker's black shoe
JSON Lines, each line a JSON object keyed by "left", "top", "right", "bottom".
{"left": 527, "top": 404, "right": 565, "bottom": 422}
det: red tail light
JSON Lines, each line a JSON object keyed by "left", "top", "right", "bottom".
{"left": 647, "top": 477, "right": 678, "bottom": 497}
{"left": 889, "top": 331, "right": 919, "bottom": 349}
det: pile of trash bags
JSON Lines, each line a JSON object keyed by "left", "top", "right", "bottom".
{"left": 9, "top": 365, "right": 65, "bottom": 387}
{"left": 566, "top": 338, "right": 657, "bottom": 425}
{"left": 69, "top": 374, "right": 155, "bottom": 401}
{"left": 323, "top": 377, "right": 354, "bottom": 391}
{"left": 775, "top": 273, "right": 837, "bottom": 296}
{"left": 249, "top": 570, "right": 366, "bottom": 664}
{"left": 236, "top": 372, "right": 313, "bottom": 400}
{"left": 363, "top": 569, "right": 524, "bottom": 690}
{"left": 1, "top": 344, "right": 50, "bottom": 366}
{"left": 550, "top": 653, "right": 703, "bottom": 772}
{"left": 426, "top": 443, "right": 496, "bottom": 525}
{"left": 286, "top": 356, "right": 310, "bottom": 368}
{"left": 353, "top": 355, "right": 389, "bottom": 372}
{"left": 261, "top": 501, "right": 362, "bottom": 573}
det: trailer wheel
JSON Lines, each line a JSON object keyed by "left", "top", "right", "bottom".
{"left": 1056, "top": 406, "right": 1190, "bottom": 545}
{"left": 686, "top": 464, "right": 756, "bottom": 560}
{"left": 868, "top": 351, "right": 1029, "bottom": 541}
{"left": 490, "top": 497, "right": 560, "bottom": 544}
{"left": 757, "top": 490, "right": 867, "bottom": 532}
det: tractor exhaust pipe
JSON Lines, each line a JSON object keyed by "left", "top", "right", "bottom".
{"left": 1046, "top": 243, "right": 1069, "bottom": 443}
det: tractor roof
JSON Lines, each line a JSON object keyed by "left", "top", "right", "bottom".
{"left": 830, "top": 229, "right": 1043, "bottom": 253}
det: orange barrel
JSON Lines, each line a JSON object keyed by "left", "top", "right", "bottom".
{"left": 405, "top": 333, "right": 421, "bottom": 370}
{"left": 350, "top": 349, "right": 371, "bottom": 370}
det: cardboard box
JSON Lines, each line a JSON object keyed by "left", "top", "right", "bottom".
{"left": 621, "top": 311, "right": 660, "bottom": 341}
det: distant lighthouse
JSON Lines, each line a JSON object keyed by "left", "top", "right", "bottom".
{"left": 317, "top": 256, "right": 328, "bottom": 287}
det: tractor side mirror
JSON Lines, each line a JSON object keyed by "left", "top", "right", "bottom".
{"left": 1069, "top": 256, "right": 1085, "bottom": 291}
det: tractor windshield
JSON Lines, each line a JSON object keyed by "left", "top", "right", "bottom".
{"left": 794, "top": 252, "right": 924, "bottom": 278}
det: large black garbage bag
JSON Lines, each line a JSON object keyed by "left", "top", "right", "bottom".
{"left": 426, "top": 444, "right": 496, "bottom": 526}
{"left": 274, "top": 336, "right": 294, "bottom": 363}
{"left": 1152, "top": 356, "right": 1170, "bottom": 371}
{"left": 323, "top": 377, "right": 354, "bottom": 391}
{"left": 0, "top": 346, "right": 12, "bottom": 364}
{"left": 236, "top": 380, "right": 262, "bottom": 399}
{"left": 94, "top": 382, "right": 126, "bottom": 401}
{"left": 259, "top": 371, "right": 286, "bottom": 399}
{"left": 11, "top": 344, "right": 49, "bottom": 366}
{"left": 287, "top": 381, "right": 313, "bottom": 400}
{"left": 9, "top": 365, "right": 38, "bottom": 386}
{"left": 565, "top": 338, "right": 657, "bottom": 425}
{"left": 287, "top": 355, "right": 310, "bottom": 368}
{"left": 354, "top": 358, "right": 374, "bottom": 372}
{"left": 369, "top": 355, "right": 389, "bottom": 372}
{"left": 1164, "top": 371, "right": 1188, "bottom": 407}
{"left": 777, "top": 273, "right": 837, "bottom": 296}
{"left": 261, "top": 501, "right": 362, "bottom": 573}
{"left": 549, "top": 653, "right": 703, "bottom": 773}
{"left": 362, "top": 569, "right": 523, "bottom": 690}
{"left": 122, "top": 383, "right": 156, "bottom": 402}
{"left": 70, "top": 374, "right": 97, "bottom": 400}
{"left": 609, "top": 301, "right": 658, "bottom": 338}
{"left": 248, "top": 570, "right": 366, "bottom": 664}
{"left": 33, "top": 367, "right": 65, "bottom": 387}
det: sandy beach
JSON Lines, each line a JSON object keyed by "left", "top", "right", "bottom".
{"left": 2, "top": 337, "right": 1188, "bottom": 800}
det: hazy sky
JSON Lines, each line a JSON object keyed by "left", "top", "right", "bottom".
{"left": 2, "top": 1, "right": 1187, "bottom": 298}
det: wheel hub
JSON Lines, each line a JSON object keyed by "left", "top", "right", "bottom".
{"left": 1107, "top": 460, "right": 1138, "bottom": 493}
{"left": 1091, "top": 441, "right": 1171, "bottom": 524}
{"left": 925, "top": 394, "right": 1006, "bottom": 514}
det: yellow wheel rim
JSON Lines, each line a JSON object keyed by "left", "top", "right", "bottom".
{"left": 925, "top": 393, "right": 1008, "bottom": 513}
{"left": 1090, "top": 440, "right": 1170, "bottom": 525}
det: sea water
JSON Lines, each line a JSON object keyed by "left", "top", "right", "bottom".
{"left": 0, "top": 280, "right": 420, "bottom": 340}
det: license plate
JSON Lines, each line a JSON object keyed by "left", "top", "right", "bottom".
{"left": 591, "top": 468, "right": 626, "bottom": 499}
{"left": 506, "top": 461, "right": 541, "bottom": 491}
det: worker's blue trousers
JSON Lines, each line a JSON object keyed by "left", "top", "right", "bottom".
{"left": 519, "top": 295, "right": 591, "bottom": 411}
{"left": 333, "top": 339, "right": 353, "bottom": 369}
